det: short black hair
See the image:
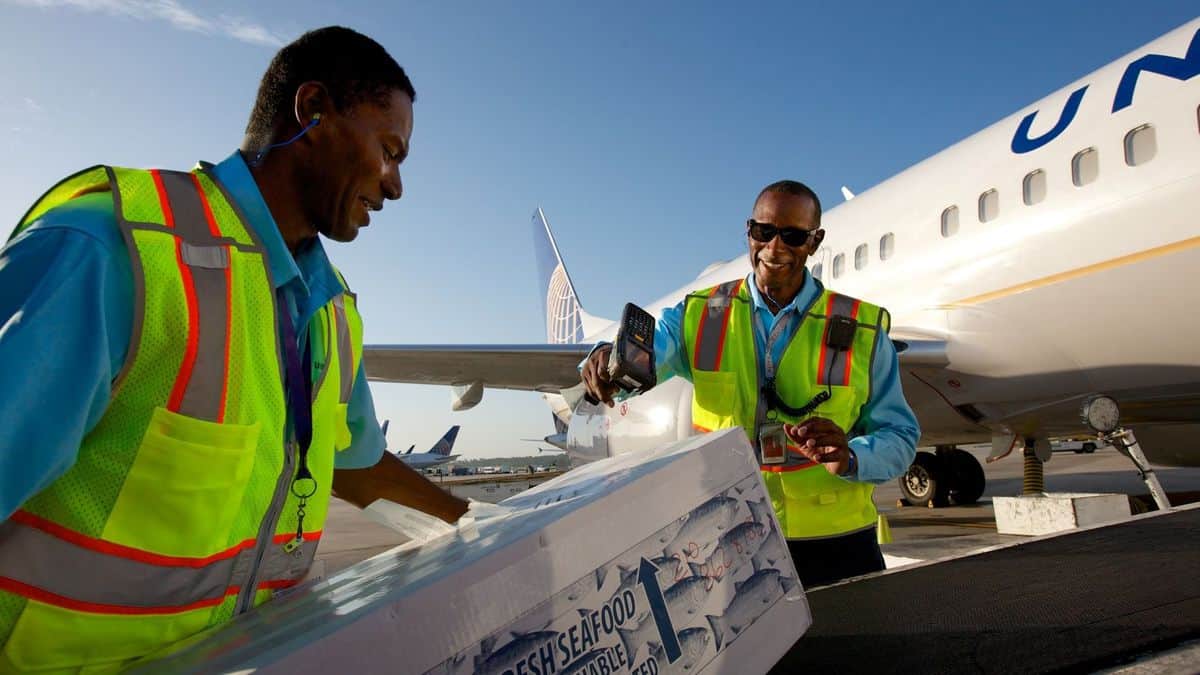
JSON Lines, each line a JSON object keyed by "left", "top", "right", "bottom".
{"left": 757, "top": 180, "right": 822, "bottom": 226}
{"left": 245, "top": 26, "right": 415, "bottom": 147}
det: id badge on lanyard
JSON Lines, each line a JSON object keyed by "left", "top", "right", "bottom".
{"left": 759, "top": 422, "right": 787, "bottom": 465}
{"left": 754, "top": 306, "right": 798, "bottom": 466}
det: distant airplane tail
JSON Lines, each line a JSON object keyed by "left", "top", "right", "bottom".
{"left": 531, "top": 208, "right": 607, "bottom": 344}
{"left": 430, "top": 425, "right": 461, "bottom": 456}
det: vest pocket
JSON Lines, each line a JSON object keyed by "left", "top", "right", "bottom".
{"left": 691, "top": 370, "right": 741, "bottom": 431}
{"left": 102, "top": 407, "right": 260, "bottom": 558}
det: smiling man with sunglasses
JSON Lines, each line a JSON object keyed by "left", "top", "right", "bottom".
{"left": 582, "top": 180, "right": 919, "bottom": 588}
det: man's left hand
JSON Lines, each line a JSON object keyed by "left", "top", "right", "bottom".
{"left": 784, "top": 417, "right": 852, "bottom": 477}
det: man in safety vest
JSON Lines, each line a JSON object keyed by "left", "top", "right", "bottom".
{"left": 581, "top": 180, "right": 920, "bottom": 588}
{"left": 0, "top": 27, "right": 468, "bottom": 672}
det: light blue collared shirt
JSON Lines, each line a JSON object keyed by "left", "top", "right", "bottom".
{"left": 637, "top": 270, "right": 919, "bottom": 484}
{"left": 0, "top": 150, "right": 386, "bottom": 519}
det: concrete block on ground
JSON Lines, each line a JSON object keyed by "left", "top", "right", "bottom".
{"left": 994, "top": 493, "right": 1131, "bottom": 536}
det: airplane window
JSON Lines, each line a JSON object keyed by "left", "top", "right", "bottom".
{"left": 1124, "top": 124, "right": 1156, "bottom": 166}
{"left": 880, "top": 233, "right": 895, "bottom": 260}
{"left": 978, "top": 189, "right": 999, "bottom": 222}
{"left": 812, "top": 263, "right": 823, "bottom": 280}
{"left": 833, "top": 253, "right": 845, "bottom": 278}
{"left": 1023, "top": 170, "right": 1046, "bottom": 206}
{"left": 941, "top": 206, "right": 959, "bottom": 238}
{"left": 1072, "top": 148, "right": 1099, "bottom": 187}
{"left": 855, "top": 244, "right": 868, "bottom": 270}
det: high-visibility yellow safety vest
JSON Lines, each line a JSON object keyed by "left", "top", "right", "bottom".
{"left": 0, "top": 165, "right": 363, "bottom": 673}
{"left": 684, "top": 278, "right": 889, "bottom": 541}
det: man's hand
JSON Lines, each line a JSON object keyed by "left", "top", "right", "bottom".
{"left": 581, "top": 344, "right": 619, "bottom": 408}
{"left": 784, "top": 417, "right": 852, "bottom": 477}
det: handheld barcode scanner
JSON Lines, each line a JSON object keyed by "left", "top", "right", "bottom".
{"left": 608, "top": 303, "right": 657, "bottom": 394}
{"left": 758, "top": 313, "right": 858, "bottom": 464}
{"left": 583, "top": 303, "right": 657, "bottom": 406}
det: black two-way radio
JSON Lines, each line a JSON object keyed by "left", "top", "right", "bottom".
{"left": 760, "top": 314, "right": 858, "bottom": 418}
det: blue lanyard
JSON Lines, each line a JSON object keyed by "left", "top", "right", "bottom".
{"left": 276, "top": 288, "right": 316, "bottom": 548}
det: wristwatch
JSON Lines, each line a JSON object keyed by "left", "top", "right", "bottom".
{"left": 839, "top": 450, "right": 858, "bottom": 478}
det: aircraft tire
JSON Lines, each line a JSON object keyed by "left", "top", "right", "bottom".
{"left": 900, "top": 452, "right": 945, "bottom": 507}
{"left": 944, "top": 448, "right": 985, "bottom": 505}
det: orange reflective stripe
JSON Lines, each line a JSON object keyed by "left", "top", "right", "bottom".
{"left": 760, "top": 458, "right": 820, "bottom": 473}
{"left": 11, "top": 509, "right": 253, "bottom": 567}
{"left": 167, "top": 236, "right": 201, "bottom": 414}
{"left": 332, "top": 295, "right": 354, "bottom": 404}
{"left": 148, "top": 170, "right": 234, "bottom": 422}
{"left": 150, "top": 169, "right": 176, "bottom": 229}
{"left": 756, "top": 440, "right": 821, "bottom": 472}
{"left": 841, "top": 299, "right": 862, "bottom": 386}
{"left": 0, "top": 577, "right": 237, "bottom": 617}
{"left": 0, "top": 513, "right": 322, "bottom": 613}
{"left": 191, "top": 173, "right": 235, "bottom": 422}
{"left": 693, "top": 280, "right": 742, "bottom": 371}
{"left": 817, "top": 293, "right": 860, "bottom": 387}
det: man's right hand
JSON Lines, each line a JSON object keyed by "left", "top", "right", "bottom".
{"left": 581, "top": 344, "right": 619, "bottom": 407}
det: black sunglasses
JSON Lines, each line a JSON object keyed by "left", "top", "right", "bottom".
{"left": 746, "top": 219, "right": 816, "bottom": 247}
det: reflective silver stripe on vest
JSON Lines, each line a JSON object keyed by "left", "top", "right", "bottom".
{"left": 693, "top": 280, "right": 742, "bottom": 371}
{"left": 158, "top": 170, "right": 232, "bottom": 422}
{"left": 821, "top": 294, "right": 858, "bottom": 387}
{"left": 0, "top": 519, "right": 316, "bottom": 610}
{"left": 332, "top": 295, "right": 354, "bottom": 404}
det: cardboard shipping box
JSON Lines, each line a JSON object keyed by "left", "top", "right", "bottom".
{"left": 140, "top": 428, "right": 811, "bottom": 674}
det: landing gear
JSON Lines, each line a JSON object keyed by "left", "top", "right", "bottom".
{"left": 1022, "top": 438, "right": 1046, "bottom": 496}
{"left": 899, "top": 446, "right": 986, "bottom": 507}
{"left": 900, "top": 452, "right": 942, "bottom": 507}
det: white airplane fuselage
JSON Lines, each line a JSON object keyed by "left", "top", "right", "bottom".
{"left": 555, "top": 20, "right": 1200, "bottom": 468}
{"left": 397, "top": 452, "right": 460, "bottom": 469}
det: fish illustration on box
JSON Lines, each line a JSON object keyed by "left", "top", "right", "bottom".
{"left": 652, "top": 516, "right": 687, "bottom": 548}
{"left": 689, "top": 521, "right": 768, "bottom": 583}
{"left": 649, "top": 627, "right": 711, "bottom": 674}
{"left": 615, "top": 575, "right": 716, "bottom": 661}
{"left": 663, "top": 494, "right": 741, "bottom": 560}
{"left": 745, "top": 496, "right": 789, "bottom": 570}
{"left": 429, "top": 468, "right": 798, "bottom": 675}
{"left": 616, "top": 554, "right": 687, "bottom": 596}
{"left": 705, "top": 569, "right": 798, "bottom": 650}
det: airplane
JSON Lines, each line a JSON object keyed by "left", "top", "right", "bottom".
{"left": 387, "top": 421, "right": 462, "bottom": 469}
{"left": 363, "top": 19, "right": 1200, "bottom": 506}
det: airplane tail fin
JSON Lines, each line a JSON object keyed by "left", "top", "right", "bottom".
{"left": 430, "top": 425, "right": 461, "bottom": 456}
{"left": 405, "top": 445, "right": 415, "bottom": 455}
{"left": 531, "top": 208, "right": 607, "bottom": 344}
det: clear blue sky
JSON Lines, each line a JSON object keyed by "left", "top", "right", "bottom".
{"left": 2, "top": 1, "right": 1195, "bottom": 458}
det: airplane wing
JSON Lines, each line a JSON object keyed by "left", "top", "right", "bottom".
{"left": 364, "top": 338, "right": 945, "bottom": 392}
{"left": 363, "top": 344, "right": 592, "bottom": 392}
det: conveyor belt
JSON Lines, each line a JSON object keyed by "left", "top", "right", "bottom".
{"left": 772, "top": 503, "right": 1200, "bottom": 674}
